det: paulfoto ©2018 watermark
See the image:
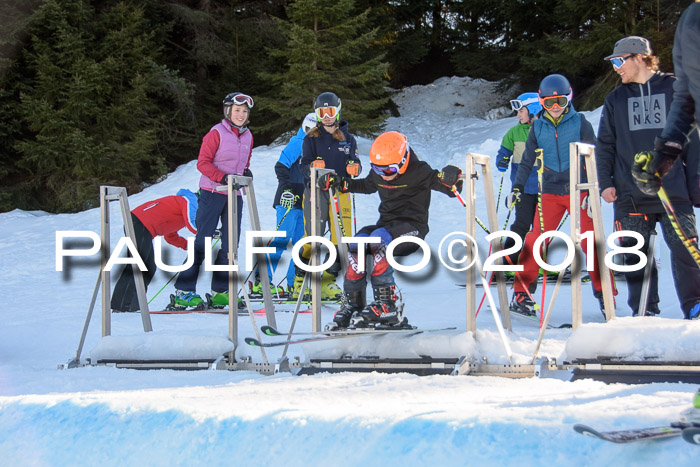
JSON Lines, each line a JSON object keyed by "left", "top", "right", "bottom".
{"left": 55, "top": 230, "right": 650, "bottom": 274}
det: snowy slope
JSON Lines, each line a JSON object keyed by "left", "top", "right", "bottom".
{"left": 1, "top": 76, "right": 699, "bottom": 465}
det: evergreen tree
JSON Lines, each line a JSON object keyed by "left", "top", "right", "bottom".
{"left": 6, "top": 0, "right": 193, "bottom": 212}
{"left": 162, "top": 1, "right": 288, "bottom": 145}
{"left": 259, "top": 0, "right": 389, "bottom": 138}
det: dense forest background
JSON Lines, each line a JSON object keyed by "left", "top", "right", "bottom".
{"left": 0, "top": 0, "right": 692, "bottom": 212}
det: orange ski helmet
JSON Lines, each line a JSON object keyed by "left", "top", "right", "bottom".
{"left": 369, "top": 131, "right": 411, "bottom": 175}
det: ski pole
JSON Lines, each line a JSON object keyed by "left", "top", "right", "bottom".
{"left": 237, "top": 204, "right": 295, "bottom": 296}
{"left": 352, "top": 193, "right": 357, "bottom": 236}
{"left": 495, "top": 172, "right": 506, "bottom": 215}
{"left": 148, "top": 236, "right": 221, "bottom": 304}
{"left": 451, "top": 186, "right": 491, "bottom": 234}
{"left": 657, "top": 186, "right": 700, "bottom": 268}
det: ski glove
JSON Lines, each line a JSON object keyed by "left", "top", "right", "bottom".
{"left": 631, "top": 151, "right": 662, "bottom": 196}
{"left": 496, "top": 156, "right": 511, "bottom": 173}
{"left": 505, "top": 187, "right": 522, "bottom": 210}
{"left": 650, "top": 136, "right": 682, "bottom": 179}
{"left": 279, "top": 189, "right": 298, "bottom": 210}
{"left": 311, "top": 157, "right": 326, "bottom": 169}
{"left": 346, "top": 161, "right": 360, "bottom": 177}
{"left": 243, "top": 168, "right": 253, "bottom": 179}
{"left": 439, "top": 165, "right": 463, "bottom": 188}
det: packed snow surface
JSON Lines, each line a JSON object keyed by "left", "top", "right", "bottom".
{"left": 1, "top": 75, "right": 699, "bottom": 465}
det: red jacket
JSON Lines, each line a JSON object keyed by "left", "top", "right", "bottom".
{"left": 132, "top": 195, "right": 197, "bottom": 250}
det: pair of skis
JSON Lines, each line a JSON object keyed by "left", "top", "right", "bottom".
{"left": 574, "top": 422, "right": 700, "bottom": 445}
{"left": 148, "top": 308, "right": 312, "bottom": 316}
{"left": 245, "top": 325, "right": 457, "bottom": 348}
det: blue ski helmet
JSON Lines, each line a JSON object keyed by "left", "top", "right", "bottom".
{"left": 513, "top": 92, "right": 542, "bottom": 117}
{"left": 538, "top": 74, "right": 572, "bottom": 99}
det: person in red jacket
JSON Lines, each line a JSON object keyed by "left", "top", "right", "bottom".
{"left": 111, "top": 189, "right": 198, "bottom": 312}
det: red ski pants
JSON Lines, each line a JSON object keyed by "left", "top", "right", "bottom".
{"left": 514, "top": 192, "right": 608, "bottom": 294}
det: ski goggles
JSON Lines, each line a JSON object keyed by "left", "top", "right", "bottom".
{"left": 225, "top": 93, "right": 254, "bottom": 108}
{"left": 371, "top": 163, "right": 400, "bottom": 176}
{"left": 540, "top": 94, "right": 571, "bottom": 110}
{"left": 609, "top": 54, "right": 635, "bottom": 69}
{"left": 510, "top": 97, "right": 539, "bottom": 112}
{"left": 315, "top": 106, "right": 339, "bottom": 119}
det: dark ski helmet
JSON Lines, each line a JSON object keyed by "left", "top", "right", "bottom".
{"left": 538, "top": 74, "right": 573, "bottom": 111}
{"left": 538, "top": 74, "right": 572, "bottom": 98}
{"left": 314, "top": 92, "right": 342, "bottom": 122}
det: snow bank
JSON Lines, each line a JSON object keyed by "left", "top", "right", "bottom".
{"left": 564, "top": 317, "right": 700, "bottom": 362}
{"left": 90, "top": 334, "right": 234, "bottom": 361}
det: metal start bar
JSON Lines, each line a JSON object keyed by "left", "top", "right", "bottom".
{"left": 67, "top": 186, "right": 153, "bottom": 369}
{"left": 464, "top": 153, "right": 510, "bottom": 333}
{"left": 79, "top": 354, "right": 700, "bottom": 383}
{"left": 569, "top": 143, "right": 615, "bottom": 328}
{"left": 215, "top": 175, "right": 275, "bottom": 363}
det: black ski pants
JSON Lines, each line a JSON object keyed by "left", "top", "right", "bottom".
{"left": 110, "top": 214, "right": 155, "bottom": 312}
{"left": 615, "top": 210, "right": 700, "bottom": 318}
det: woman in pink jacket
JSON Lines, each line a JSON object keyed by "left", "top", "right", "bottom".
{"left": 172, "top": 92, "right": 254, "bottom": 310}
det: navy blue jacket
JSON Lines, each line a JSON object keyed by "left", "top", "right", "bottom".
{"left": 300, "top": 120, "right": 359, "bottom": 183}
{"left": 597, "top": 71, "right": 699, "bottom": 214}
{"left": 273, "top": 126, "right": 306, "bottom": 209}
{"left": 661, "top": 2, "right": 700, "bottom": 146}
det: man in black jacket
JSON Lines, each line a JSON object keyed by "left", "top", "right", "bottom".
{"left": 597, "top": 35, "right": 700, "bottom": 319}
{"left": 321, "top": 131, "right": 462, "bottom": 330}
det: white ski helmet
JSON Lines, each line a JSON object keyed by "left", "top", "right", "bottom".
{"left": 302, "top": 112, "right": 317, "bottom": 134}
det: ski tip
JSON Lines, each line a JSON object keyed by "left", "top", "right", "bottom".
{"left": 261, "top": 325, "right": 281, "bottom": 336}
{"left": 682, "top": 427, "right": 700, "bottom": 445}
{"left": 244, "top": 337, "right": 262, "bottom": 346}
{"left": 573, "top": 424, "right": 600, "bottom": 438}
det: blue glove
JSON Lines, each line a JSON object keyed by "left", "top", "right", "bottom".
{"left": 496, "top": 156, "right": 510, "bottom": 173}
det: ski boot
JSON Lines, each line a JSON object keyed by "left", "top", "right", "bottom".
{"left": 325, "top": 290, "right": 366, "bottom": 331}
{"left": 510, "top": 291, "right": 536, "bottom": 317}
{"left": 291, "top": 273, "right": 310, "bottom": 301}
{"left": 593, "top": 289, "right": 615, "bottom": 320}
{"left": 249, "top": 275, "right": 287, "bottom": 299}
{"left": 689, "top": 302, "right": 700, "bottom": 320}
{"left": 352, "top": 285, "right": 408, "bottom": 329}
{"left": 635, "top": 302, "right": 661, "bottom": 317}
{"left": 167, "top": 290, "right": 206, "bottom": 311}
{"left": 205, "top": 291, "right": 244, "bottom": 310}
{"left": 321, "top": 270, "right": 342, "bottom": 301}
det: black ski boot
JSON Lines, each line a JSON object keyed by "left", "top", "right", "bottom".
{"left": 593, "top": 289, "right": 616, "bottom": 320}
{"left": 510, "top": 291, "right": 536, "bottom": 317}
{"left": 326, "top": 289, "right": 366, "bottom": 331}
{"left": 353, "top": 285, "right": 405, "bottom": 328}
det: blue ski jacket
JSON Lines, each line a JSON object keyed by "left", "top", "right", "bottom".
{"left": 513, "top": 107, "right": 596, "bottom": 195}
